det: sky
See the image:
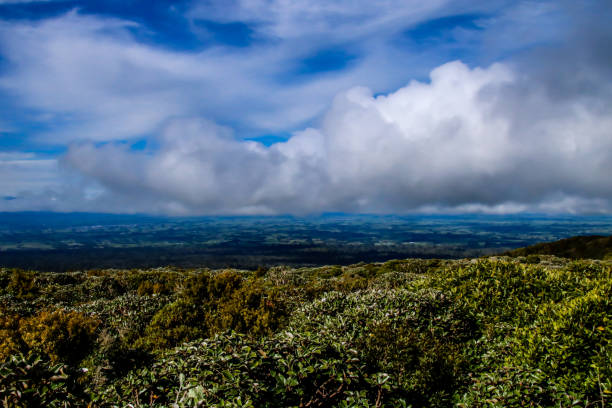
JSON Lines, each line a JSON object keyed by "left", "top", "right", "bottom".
{"left": 0, "top": 0, "right": 611, "bottom": 215}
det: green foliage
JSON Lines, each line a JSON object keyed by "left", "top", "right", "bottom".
{"left": 138, "top": 271, "right": 288, "bottom": 351}
{"left": 288, "top": 288, "right": 478, "bottom": 407}
{"left": 333, "top": 270, "right": 369, "bottom": 292}
{"left": 138, "top": 298, "right": 204, "bottom": 351}
{"left": 137, "top": 280, "right": 171, "bottom": 296}
{"left": 0, "top": 258, "right": 609, "bottom": 406}
{"left": 214, "top": 278, "right": 287, "bottom": 336}
{"left": 511, "top": 283, "right": 611, "bottom": 401}
{"left": 425, "top": 259, "right": 611, "bottom": 407}
{"left": 0, "top": 354, "right": 87, "bottom": 407}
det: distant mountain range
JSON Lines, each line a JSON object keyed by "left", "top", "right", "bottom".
{"left": 505, "top": 235, "right": 612, "bottom": 259}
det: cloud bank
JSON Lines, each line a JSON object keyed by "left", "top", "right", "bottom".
{"left": 61, "top": 60, "right": 612, "bottom": 214}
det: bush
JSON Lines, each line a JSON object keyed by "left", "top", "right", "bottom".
{"left": 138, "top": 272, "right": 288, "bottom": 351}
{"left": 20, "top": 309, "right": 100, "bottom": 364}
{"left": 137, "top": 280, "right": 171, "bottom": 296}
{"left": 137, "top": 298, "right": 204, "bottom": 350}
{"left": 79, "top": 275, "right": 126, "bottom": 300}
{"left": 525, "top": 254, "right": 541, "bottom": 264}
{"left": 0, "top": 310, "right": 23, "bottom": 361}
{"left": 334, "top": 271, "right": 369, "bottom": 292}
{"left": 0, "top": 353, "right": 87, "bottom": 407}
{"left": 214, "top": 278, "right": 288, "bottom": 336}
{"left": 1, "top": 260, "right": 609, "bottom": 406}
{"left": 361, "top": 321, "right": 465, "bottom": 406}
{"left": 7, "top": 269, "right": 38, "bottom": 299}
{"left": 511, "top": 283, "right": 611, "bottom": 403}
{"left": 94, "top": 328, "right": 153, "bottom": 382}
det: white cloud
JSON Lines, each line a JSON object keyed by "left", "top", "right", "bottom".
{"left": 60, "top": 60, "right": 612, "bottom": 214}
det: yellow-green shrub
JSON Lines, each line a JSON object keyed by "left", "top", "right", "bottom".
{"left": 7, "top": 270, "right": 38, "bottom": 299}
{"left": 0, "top": 310, "right": 23, "bottom": 361}
{"left": 136, "top": 298, "right": 204, "bottom": 350}
{"left": 361, "top": 321, "right": 465, "bottom": 405}
{"left": 214, "top": 278, "right": 287, "bottom": 336}
{"left": 20, "top": 309, "right": 100, "bottom": 364}
{"left": 207, "top": 270, "right": 243, "bottom": 300}
{"left": 138, "top": 272, "right": 288, "bottom": 351}
{"left": 334, "top": 271, "right": 369, "bottom": 292}
{"left": 512, "top": 283, "right": 611, "bottom": 397}
{"left": 136, "top": 281, "right": 171, "bottom": 296}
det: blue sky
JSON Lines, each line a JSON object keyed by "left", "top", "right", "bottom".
{"left": 0, "top": 0, "right": 611, "bottom": 215}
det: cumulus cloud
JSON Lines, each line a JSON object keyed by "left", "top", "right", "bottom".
{"left": 62, "top": 60, "right": 612, "bottom": 214}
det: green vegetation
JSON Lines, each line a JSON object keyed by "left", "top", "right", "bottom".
{"left": 0, "top": 256, "right": 610, "bottom": 407}
{"left": 505, "top": 235, "right": 612, "bottom": 260}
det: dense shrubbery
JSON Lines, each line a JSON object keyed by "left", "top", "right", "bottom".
{"left": 138, "top": 271, "right": 288, "bottom": 350}
{"left": 0, "top": 354, "right": 87, "bottom": 407}
{"left": 0, "top": 308, "right": 99, "bottom": 364}
{"left": 0, "top": 310, "right": 21, "bottom": 361}
{"left": 0, "top": 257, "right": 610, "bottom": 407}
{"left": 6, "top": 269, "right": 39, "bottom": 299}
{"left": 20, "top": 309, "right": 100, "bottom": 364}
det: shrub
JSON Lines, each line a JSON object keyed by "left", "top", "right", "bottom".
{"left": 1, "top": 260, "right": 609, "bottom": 406}
{"left": 511, "top": 283, "right": 612, "bottom": 402}
{"left": 20, "top": 309, "right": 100, "bottom": 364}
{"left": 94, "top": 328, "right": 153, "bottom": 382}
{"left": 207, "top": 270, "right": 243, "bottom": 300}
{"left": 334, "top": 271, "right": 369, "bottom": 292}
{"left": 0, "top": 353, "right": 87, "bottom": 407}
{"left": 7, "top": 269, "right": 38, "bottom": 299}
{"left": 137, "top": 298, "right": 204, "bottom": 351}
{"left": 0, "top": 310, "right": 23, "bottom": 361}
{"left": 138, "top": 273, "right": 288, "bottom": 351}
{"left": 137, "top": 281, "right": 171, "bottom": 296}
{"left": 214, "top": 278, "right": 288, "bottom": 336}
{"left": 360, "top": 321, "right": 465, "bottom": 406}
{"left": 526, "top": 254, "right": 541, "bottom": 264}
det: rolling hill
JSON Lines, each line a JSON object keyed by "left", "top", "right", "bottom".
{"left": 505, "top": 235, "right": 612, "bottom": 259}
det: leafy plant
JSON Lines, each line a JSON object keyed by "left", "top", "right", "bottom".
{"left": 0, "top": 354, "right": 87, "bottom": 408}
{"left": 20, "top": 309, "right": 100, "bottom": 364}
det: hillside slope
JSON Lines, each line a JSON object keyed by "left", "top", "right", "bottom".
{"left": 505, "top": 235, "right": 612, "bottom": 259}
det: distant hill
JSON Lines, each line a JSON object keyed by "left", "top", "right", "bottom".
{"left": 505, "top": 235, "right": 612, "bottom": 259}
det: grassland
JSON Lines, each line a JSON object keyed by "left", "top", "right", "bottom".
{"left": 1, "top": 255, "right": 610, "bottom": 407}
